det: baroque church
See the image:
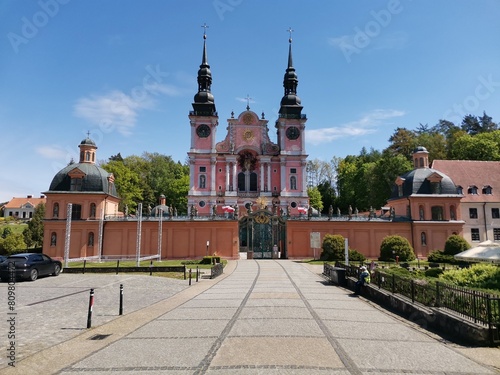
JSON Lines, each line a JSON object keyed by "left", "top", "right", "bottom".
{"left": 187, "top": 32, "right": 309, "bottom": 216}
{"left": 41, "top": 32, "right": 467, "bottom": 261}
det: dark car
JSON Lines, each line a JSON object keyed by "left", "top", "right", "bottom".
{"left": 0, "top": 255, "right": 6, "bottom": 263}
{"left": 0, "top": 253, "right": 62, "bottom": 281}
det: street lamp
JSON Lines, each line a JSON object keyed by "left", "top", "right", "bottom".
{"left": 206, "top": 240, "right": 209, "bottom": 256}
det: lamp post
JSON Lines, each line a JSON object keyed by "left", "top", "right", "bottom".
{"left": 206, "top": 240, "right": 209, "bottom": 256}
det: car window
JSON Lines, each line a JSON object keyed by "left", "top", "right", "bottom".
{"left": 32, "top": 254, "right": 44, "bottom": 262}
{"left": 41, "top": 255, "right": 51, "bottom": 261}
{"left": 7, "top": 256, "right": 28, "bottom": 264}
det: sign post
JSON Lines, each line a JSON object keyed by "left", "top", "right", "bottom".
{"left": 310, "top": 232, "right": 321, "bottom": 260}
{"left": 344, "top": 238, "right": 349, "bottom": 265}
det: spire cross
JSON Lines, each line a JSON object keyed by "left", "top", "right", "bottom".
{"left": 86, "top": 130, "right": 91, "bottom": 138}
{"left": 201, "top": 23, "right": 209, "bottom": 38}
{"left": 287, "top": 27, "right": 294, "bottom": 42}
{"left": 245, "top": 94, "right": 252, "bottom": 110}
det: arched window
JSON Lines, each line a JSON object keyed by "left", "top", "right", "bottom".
{"left": 468, "top": 185, "right": 478, "bottom": 195}
{"left": 290, "top": 176, "right": 297, "bottom": 190}
{"left": 483, "top": 185, "right": 493, "bottom": 195}
{"left": 249, "top": 172, "right": 257, "bottom": 191}
{"left": 431, "top": 206, "right": 444, "bottom": 220}
{"left": 53, "top": 203, "right": 59, "bottom": 218}
{"left": 457, "top": 186, "right": 463, "bottom": 195}
{"left": 50, "top": 232, "right": 57, "bottom": 246}
{"left": 419, "top": 157, "right": 424, "bottom": 167}
{"left": 421, "top": 232, "right": 427, "bottom": 246}
{"left": 88, "top": 232, "right": 94, "bottom": 246}
{"left": 85, "top": 151, "right": 90, "bottom": 161}
{"left": 71, "top": 204, "right": 82, "bottom": 220}
{"left": 199, "top": 175, "right": 206, "bottom": 189}
{"left": 90, "top": 203, "right": 96, "bottom": 218}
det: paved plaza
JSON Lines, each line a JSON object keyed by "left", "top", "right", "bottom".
{"left": 1, "top": 260, "right": 499, "bottom": 374}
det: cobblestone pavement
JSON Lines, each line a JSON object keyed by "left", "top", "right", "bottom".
{"left": 2, "top": 261, "right": 499, "bottom": 375}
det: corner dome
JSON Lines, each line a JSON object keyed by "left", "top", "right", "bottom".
{"left": 413, "top": 146, "right": 428, "bottom": 153}
{"left": 48, "top": 163, "right": 118, "bottom": 197}
{"left": 390, "top": 168, "right": 457, "bottom": 199}
{"left": 80, "top": 137, "right": 96, "bottom": 146}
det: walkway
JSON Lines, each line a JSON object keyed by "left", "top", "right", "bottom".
{"left": 4, "top": 260, "right": 499, "bottom": 374}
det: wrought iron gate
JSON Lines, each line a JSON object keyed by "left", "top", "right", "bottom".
{"left": 238, "top": 210, "right": 286, "bottom": 259}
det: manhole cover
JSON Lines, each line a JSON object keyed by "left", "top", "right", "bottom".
{"left": 89, "top": 334, "right": 111, "bottom": 340}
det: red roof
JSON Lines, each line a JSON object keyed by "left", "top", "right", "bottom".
{"left": 431, "top": 160, "right": 500, "bottom": 203}
{"left": 4, "top": 196, "right": 46, "bottom": 209}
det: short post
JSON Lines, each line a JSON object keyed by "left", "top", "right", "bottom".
{"left": 83, "top": 259, "right": 87, "bottom": 274}
{"left": 116, "top": 260, "right": 120, "bottom": 275}
{"left": 183, "top": 265, "right": 186, "bottom": 280}
{"left": 206, "top": 240, "right": 209, "bottom": 256}
{"left": 87, "top": 288, "right": 95, "bottom": 329}
{"left": 189, "top": 268, "right": 192, "bottom": 285}
{"left": 149, "top": 260, "right": 153, "bottom": 276}
{"left": 196, "top": 266, "right": 199, "bottom": 282}
{"left": 119, "top": 284, "right": 124, "bottom": 315}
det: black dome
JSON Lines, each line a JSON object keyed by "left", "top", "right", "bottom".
{"left": 48, "top": 163, "right": 118, "bottom": 197}
{"left": 413, "top": 146, "right": 428, "bottom": 153}
{"left": 80, "top": 137, "right": 96, "bottom": 146}
{"left": 390, "top": 168, "right": 457, "bottom": 199}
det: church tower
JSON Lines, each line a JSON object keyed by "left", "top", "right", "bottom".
{"left": 187, "top": 28, "right": 309, "bottom": 217}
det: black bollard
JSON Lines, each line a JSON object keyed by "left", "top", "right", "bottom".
{"left": 183, "top": 265, "right": 186, "bottom": 280}
{"left": 196, "top": 266, "right": 199, "bottom": 282}
{"left": 116, "top": 260, "right": 120, "bottom": 275}
{"left": 150, "top": 260, "right": 153, "bottom": 276}
{"left": 87, "top": 288, "right": 95, "bottom": 328}
{"left": 189, "top": 268, "right": 192, "bottom": 285}
{"left": 83, "top": 259, "right": 86, "bottom": 274}
{"left": 119, "top": 284, "right": 123, "bottom": 315}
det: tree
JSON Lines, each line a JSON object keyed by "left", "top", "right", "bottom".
{"left": 0, "top": 233, "right": 26, "bottom": 254}
{"left": 387, "top": 127, "right": 417, "bottom": 159}
{"left": 379, "top": 235, "right": 415, "bottom": 261}
{"left": 317, "top": 180, "right": 336, "bottom": 215}
{"left": 23, "top": 203, "right": 45, "bottom": 248}
{"left": 450, "top": 134, "right": 500, "bottom": 160}
{"left": 307, "top": 186, "right": 323, "bottom": 213}
{"left": 443, "top": 234, "right": 470, "bottom": 255}
{"left": 1, "top": 227, "right": 12, "bottom": 239}
{"left": 320, "top": 234, "right": 345, "bottom": 261}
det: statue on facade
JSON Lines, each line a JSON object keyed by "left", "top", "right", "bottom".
{"left": 308, "top": 206, "right": 313, "bottom": 219}
{"left": 212, "top": 204, "right": 217, "bottom": 218}
{"left": 147, "top": 204, "right": 152, "bottom": 217}
{"left": 233, "top": 204, "right": 239, "bottom": 219}
{"left": 336, "top": 207, "right": 341, "bottom": 217}
{"left": 369, "top": 206, "right": 375, "bottom": 219}
{"left": 328, "top": 205, "right": 333, "bottom": 219}
{"left": 348, "top": 205, "right": 353, "bottom": 219}
{"left": 174, "top": 207, "right": 178, "bottom": 217}
{"left": 354, "top": 207, "right": 359, "bottom": 217}
{"left": 124, "top": 204, "right": 128, "bottom": 219}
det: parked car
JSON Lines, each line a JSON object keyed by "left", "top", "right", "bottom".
{"left": 0, "top": 255, "right": 6, "bottom": 263}
{"left": 0, "top": 253, "right": 62, "bottom": 281}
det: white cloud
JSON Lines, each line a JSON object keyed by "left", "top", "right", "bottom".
{"left": 74, "top": 90, "right": 153, "bottom": 136}
{"left": 236, "top": 96, "right": 256, "bottom": 104}
{"left": 35, "top": 146, "right": 68, "bottom": 159}
{"left": 328, "top": 34, "right": 355, "bottom": 49}
{"left": 307, "top": 109, "right": 405, "bottom": 145}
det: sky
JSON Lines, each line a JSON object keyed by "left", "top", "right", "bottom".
{"left": 1, "top": 0, "right": 500, "bottom": 204}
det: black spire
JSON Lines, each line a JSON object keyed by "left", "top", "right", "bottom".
{"left": 279, "top": 28, "right": 302, "bottom": 118}
{"left": 192, "top": 24, "right": 216, "bottom": 116}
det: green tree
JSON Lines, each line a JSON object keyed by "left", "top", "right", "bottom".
{"left": 307, "top": 186, "right": 323, "bottom": 213}
{"left": 371, "top": 152, "right": 412, "bottom": 208}
{"left": 379, "top": 235, "right": 415, "bottom": 261}
{"left": 23, "top": 203, "right": 45, "bottom": 248}
{"left": 386, "top": 127, "right": 417, "bottom": 159}
{"left": 443, "top": 234, "right": 470, "bottom": 255}
{"left": 317, "top": 180, "right": 336, "bottom": 215}
{"left": 440, "top": 263, "right": 500, "bottom": 290}
{"left": 1, "top": 227, "right": 12, "bottom": 239}
{"left": 320, "top": 234, "right": 345, "bottom": 261}
{"left": 0, "top": 233, "right": 26, "bottom": 254}
{"left": 450, "top": 134, "right": 500, "bottom": 160}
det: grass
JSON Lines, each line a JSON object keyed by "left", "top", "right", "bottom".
{"left": 0, "top": 219, "right": 27, "bottom": 235}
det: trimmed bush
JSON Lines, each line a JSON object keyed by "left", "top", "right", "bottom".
{"left": 379, "top": 235, "right": 415, "bottom": 262}
{"left": 348, "top": 249, "right": 366, "bottom": 262}
{"left": 200, "top": 256, "right": 221, "bottom": 264}
{"left": 427, "top": 250, "right": 456, "bottom": 264}
{"left": 440, "top": 263, "right": 500, "bottom": 290}
{"left": 443, "top": 234, "right": 470, "bottom": 256}
{"left": 320, "top": 234, "right": 345, "bottom": 261}
{"left": 424, "top": 267, "right": 444, "bottom": 278}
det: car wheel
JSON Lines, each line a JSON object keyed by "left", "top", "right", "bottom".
{"left": 29, "top": 269, "right": 38, "bottom": 281}
{"left": 53, "top": 265, "right": 61, "bottom": 276}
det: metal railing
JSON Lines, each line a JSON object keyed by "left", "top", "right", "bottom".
{"left": 333, "top": 262, "right": 500, "bottom": 344}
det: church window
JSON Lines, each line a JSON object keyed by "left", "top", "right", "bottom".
{"left": 290, "top": 168, "right": 296, "bottom": 174}
{"left": 70, "top": 178, "right": 83, "bottom": 191}
{"left": 430, "top": 181, "right": 441, "bottom": 194}
{"left": 290, "top": 176, "right": 297, "bottom": 190}
{"left": 249, "top": 172, "right": 257, "bottom": 191}
{"left": 419, "top": 157, "right": 424, "bottom": 167}
{"left": 199, "top": 166, "right": 206, "bottom": 172}
{"left": 469, "top": 208, "right": 478, "bottom": 219}
{"left": 72, "top": 204, "right": 82, "bottom": 220}
{"left": 419, "top": 206, "right": 424, "bottom": 220}
{"left": 238, "top": 172, "right": 245, "bottom": 191}
{"left": 492, "top": 208, "right": 500, "bottom": 219}
{"left": 398, "top": 184, "right": 403, "bottom": 197}
{"left": 85, "top": 151, "right": 91, "bottom": 161}
{"left": 431, "top": 206, "right": 443, "bottom": 220}
{"left": 90, "top": 203, "right": 96, "bottom": 218}
{"left": 457, "top": 186, "right": 463, "bottom": 195}
{"left": 290, "top": 202, "right": 297, "bottom": 208}
{"left": 53, "top": 203, "right": 59, "bottom": 218}
{"left": 50, "top": 232, "right": 57, "bottom": 246}
{"left": 88, "top": 232, "right": 94, "bottom": 246}
{"left": 468, "top": 185, "right": 478, "bottom": 195}
{"left": 483, "top": 185, "right": 492, "bottom": 194}
{"left": 199, "top": 175, "right": 206, "bottom": 189}
{"left": 199, "top": 201, "right": 206, "bottom": 208}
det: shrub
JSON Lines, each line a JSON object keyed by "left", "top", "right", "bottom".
{"left": 424, "top": 267, "right": 444, "bottom": 278}
{"left": 443, "top": 234, "right": 470, "bottom": 256}
{"left": 320, "top": 234, "right": 345, "bottom": 261}
{"left": 439, "top": 263, "right": 500, "bottom": 290}
{"left": 200, "top": 256, "right": 221, "bottom": 265}
{"left": 348, "top": 249, "right": 366, "bottom": 262}
{"left": 379, "top": 235, "right": 415, "bottom": 261}
{"left": 427, "top": 250, "right": 456, "bottom": 264}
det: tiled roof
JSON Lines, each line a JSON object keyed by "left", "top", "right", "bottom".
{"left": 4, "top": 197, "right": 46, "bottom": 209}
{"left": 431, "top": 160, "right": 500, "bottom": 203}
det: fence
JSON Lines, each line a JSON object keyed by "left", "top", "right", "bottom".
{"left": 330, "top": 262, "right": 500, "bottom": 345}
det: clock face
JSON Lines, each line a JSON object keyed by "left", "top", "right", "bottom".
{"left": 286, "top": 126, "right": 300, "bottom": 140}
{"left": 243, "top": 129, "right": 254, "bottom": 141}
{"left": 196, "top": 124, "right": 211, "bottom": 138}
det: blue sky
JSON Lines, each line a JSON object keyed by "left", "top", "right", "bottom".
{"left": 1, "top": 0, "right": 500, "bottom": 203}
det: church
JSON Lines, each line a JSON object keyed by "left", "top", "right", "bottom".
{"left": 41, "top": 32, "right": 465, "bottom": 262}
